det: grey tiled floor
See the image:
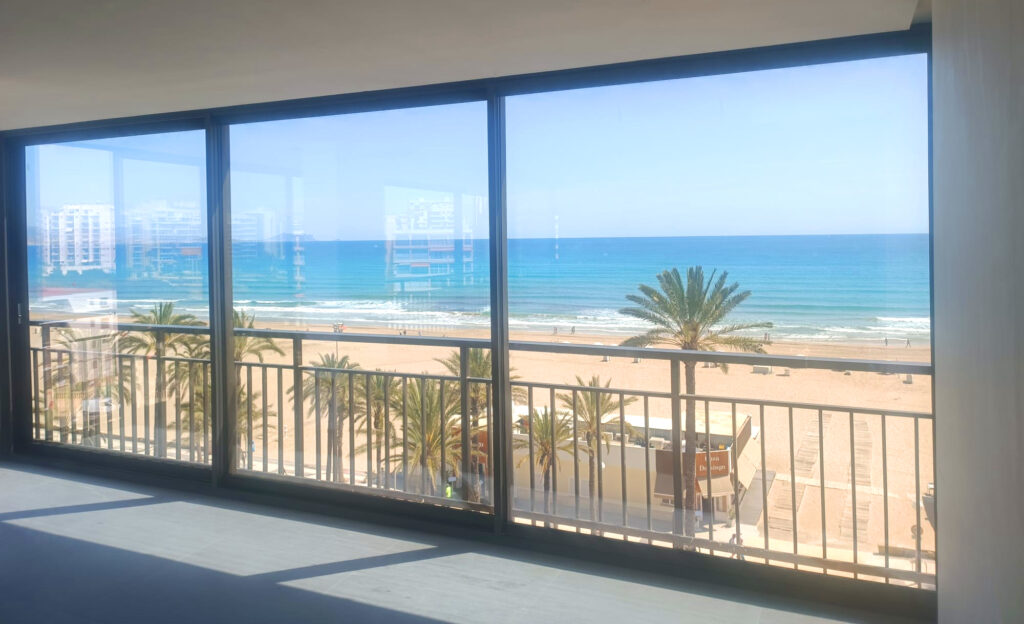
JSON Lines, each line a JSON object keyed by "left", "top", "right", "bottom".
{"left": 0, "top": 463, "right": 924, "bottom": 623}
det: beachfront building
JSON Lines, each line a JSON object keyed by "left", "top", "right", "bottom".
{"left": 125, "top": 200, "right": 205, "bottom": 281}
{"left": 41, "top": 203, "right": 116, "bottom": 276}
{"left": 385, "top": 195, "right": 479, "bottom": 292}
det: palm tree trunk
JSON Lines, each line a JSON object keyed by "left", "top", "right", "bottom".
{"left": 683, "top": 361, "right": 698, "bottom": 537}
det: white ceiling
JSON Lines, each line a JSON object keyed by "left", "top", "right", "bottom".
{"left": 0, "top": 0, "right": 924, "bottom": 131}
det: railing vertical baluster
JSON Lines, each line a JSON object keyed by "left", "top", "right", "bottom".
{"left": 402, "top": 378, "right": 408, "bottom": 491}
{"left": 527, "top": 386, "right": 535, "bottom": 513}
{"left": 349, "top": 373, "right": 356, "bottom": 486}
{"left": 366, "top": 373, "right": 373, "bottom": 488}
{"left": 187, "top": 362, "right": 195, "bottom": 461}
{"left": 594, "top": 389, "right": 603, "bottom": 524}
{"left": 819, "top": 408, "right": 827, "bottom": 567}
{"left": 383, "top": 375, "right": 391, "bottom": 490}
{"left": 262, "top": 366, "right": 269, "bottom": 473}
{"left": 99, "top": 352, "right": 108, "bottom": 449}
{"left": 314, "top": 371, "right": 322, "bottom": 481}
{"left": 317, "top": 368, "right": 325, "bottom": 481}
{"left": 788, "top": 406, "right": 797, "bottom": 568}
{"left": 203, "top": 363, "right": 210, "bottom": 464}
{"left": 330, "top": 373, "right": 338, "bottom": 482}
{"left": 459, "top": 347, "right": 470, "bottom": 499}
{"left": 760, "top": 405, "right": 769, "bottom": 554}
{"left": 439, "top": 378, "right": 447, "bottom": 495}
{"left": 292, "top": 337, "right": 304, "bottom": 478}
{"left": 142, "top": 357, "right": 150, "bottom": 455}
{"left": 69, "top": 351, "right": 78, "bottom": 445}
{"left": 619, "top": 393, "right": 627, "bottom": 527}
{"left": 571, "top": 389, "right": 579, "bottom": 521}
{"left": 59, "top": 352, "right": 67, "bottom": 443}
{"left": 549, "top": 383, "right": 557, "bottom": 518}
{"left": 174, "top": 361, "right": 182, "bottom": 460}
{"left": 130, "top": 358, "right": 138, "bottom": 454}
{"left": 732, "top": 402, "right": 740, "bottom": 556}
{"left": 154, "top": 330, "right": 165, "bottom": 458}
{"left": 644, "top": 396, "right": 652, "bottom": 532}
{"left": 670, "top": 360, "right": 683, "bottom": 538}
{"left": 100, "top": 349, "right": 109, "bottom": 449}
{"left": 42, "top": 326, "right": 52, "bottom": 441}
{"left": 881, "top": 413, "right": 890, "bottom": 581}
{"left": 705, "top": 400, "right": 714, "bottom": 547}
{"left": 246, "top": 365, "right": 253, "bottom": 470}
{"left": 849, "top": 411, "right": 860, "bottom": 579}
{"left": 914, "top": 416, "right": 922, "bottom": 587}
{"left": 106, "top": 352, "right": 115, "bottom": 449}
{"left": 485, "top": 383, "right": 492, "bottom": 501}
{"left": 31, "top": 348, "right": 39, "bottom": 439}
{"left": 420, "top": 378, "right": 428, "bottom": 494}
{"left": 277, "top": 367, "right": 284, "bottom": 474}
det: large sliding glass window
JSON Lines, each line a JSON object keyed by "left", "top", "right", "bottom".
{"left": 25, "top": 131, "right": 210, "bottom": 463}
{"left": 10, "top": 39, "right": 934, "bottom": 592}
{"left": 228, "top": 102, "right": 493, "bottom": 508}
{"left": 505, "top": 54, "right": 933, "bottom": 584}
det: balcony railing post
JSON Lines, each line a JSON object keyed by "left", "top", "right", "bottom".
{"left": 459, "top": 346, "right": 471, "bottom": 500}
{"left": 670, "top": 359, "right": 684, "bottom": 537}
{"left": 41, "top": 325, "right": 52, "bottom": 441}
{"left": 154, "top": 329, "right": 166, "bottom": 458}
{"left": 292, "top": 337, "right": 303, "bottom": 478}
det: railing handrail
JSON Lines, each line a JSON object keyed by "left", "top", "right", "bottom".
{"left": 509, "top": 340, "right": 933, "bottom": 375}
{"left": 30, "top": 319, "right": 933, "bottom": 375}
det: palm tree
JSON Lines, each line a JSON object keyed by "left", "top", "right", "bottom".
{"left": 355, "top": 371, "right": 401, "bottom": 487}
{"left": 435, "top": 348, "right": 525, "bottom": 500}
{"left": 435, "top": 348, "right": 527, "bottom": 424}
{"left": 179, "top": 310, "right": 283, "bottom": 465}
{"left": 557, "top": 375, "right": 636, "bottom": 520}
{"left": 621, "top": 266, "right": 770, "bottom": 536}
{"left": 388, "top": 377, "right": 471, "bottom": 496}
{"left": 513, "top": 407, "right": 575, "bottom": 513}
{"left": 290, "top": 353, "right": 359, "bottom": 479}
{"left": 119, "top": 303, "right": 204, "bottom": 456}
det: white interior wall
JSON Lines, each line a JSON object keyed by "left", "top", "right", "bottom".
{"left": 933, "top": 1, "right": 1024, "bottom": 621}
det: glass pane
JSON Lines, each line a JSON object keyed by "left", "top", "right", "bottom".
{"left": 506, "top": 54, "right": 933, "bottom": 586}
{"left": 229, "top": 102, "right": 493, "bottom": 509}
{"left": 26, "top": 131, "right": 210, "bottom": 463}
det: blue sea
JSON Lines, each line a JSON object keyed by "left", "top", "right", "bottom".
{"left": 28, "top": 234, "right": 931, "bottom": 344}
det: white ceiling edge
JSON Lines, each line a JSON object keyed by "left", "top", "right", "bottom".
{"left": 0, "top": 0, "right": 921, "bottom": 131}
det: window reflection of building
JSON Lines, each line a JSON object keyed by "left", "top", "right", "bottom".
{"left": 42, "top": 204, "right": 116, "bottom": 276}
{"left": 125, "top": 201, "right": 204, "bottom": 282}
{"left": 386, "top": 194, "right": 481, "bottom": 292}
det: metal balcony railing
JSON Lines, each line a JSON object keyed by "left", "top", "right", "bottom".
{"left": 27, "top": 319, "right": 935, "bottom": 588}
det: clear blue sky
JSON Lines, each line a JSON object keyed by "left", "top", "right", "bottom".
{"left": 30, "top": 53, "right": 928, "bottom": 242}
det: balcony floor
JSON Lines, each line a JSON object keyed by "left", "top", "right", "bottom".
{"left": 0, "top": 462, "right": 923, "bottom": 624}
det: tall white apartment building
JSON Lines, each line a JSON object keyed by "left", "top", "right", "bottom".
{"left": 42, "top": 203, "right": 116, "bottom": 276}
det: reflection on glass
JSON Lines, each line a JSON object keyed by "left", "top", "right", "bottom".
{"left": 228, "top": 102, "right": 494, "bottom": 508}
{"left": 26, "top": 131, "right": 210, "bottom": 462}
{"left": 506, "top": 54, "right": 934, "bottom": 585}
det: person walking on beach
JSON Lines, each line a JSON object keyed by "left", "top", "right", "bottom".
{"left": 571, "top": 326, "right": 576, "bottom": 335}
{"left": 884, "top": 337, "right": 889, "bottom": 347}
{"left": 906, "top": 338, "right": 911, "bottom": 348}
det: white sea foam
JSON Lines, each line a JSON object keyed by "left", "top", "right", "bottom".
{"left": 67, "top": 295, "right": 933, "bottom": 343}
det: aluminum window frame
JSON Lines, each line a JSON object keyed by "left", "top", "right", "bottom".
{"left": 0, "top": 24, "right": 935, "bottom": 620}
